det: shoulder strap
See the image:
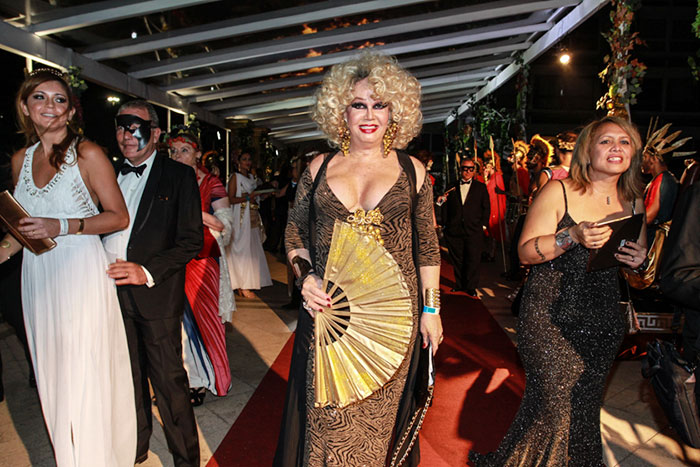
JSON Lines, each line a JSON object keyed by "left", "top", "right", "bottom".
{"left": 396, "top": 150, "right": 417, "bottom": 214}
{"left": 308, "top": 153, "right": 336, "bottom": 266}
{"left": 558, "top": 179, "right": 568, "bottom": 213}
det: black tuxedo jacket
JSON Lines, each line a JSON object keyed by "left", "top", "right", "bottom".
{"left": 440, "top": 179, "right": 490, "bottom": 237}
{"left": 117, "top": 153, "right": 203, "bottom": 320}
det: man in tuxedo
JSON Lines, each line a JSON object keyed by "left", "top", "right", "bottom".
{"left": 440, "top": 159, "right": 490, "bottom": 298}
{"left": 103, "top": 100, "right": 203, "bottom": 466}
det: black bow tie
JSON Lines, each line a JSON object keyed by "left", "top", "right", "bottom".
{"left": 460, "top": 179, "right": 472, "bottom": 185}
{"left": 120, "top": 164, "right": 146, "bottom": 177}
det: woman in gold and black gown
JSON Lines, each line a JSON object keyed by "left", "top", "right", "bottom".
{"left": 275, "top": 52, "right": 442, "bottom": 466}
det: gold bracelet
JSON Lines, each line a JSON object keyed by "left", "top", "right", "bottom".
{"left": 76, "top": 218, "right": 85, "bottom": 235}
{"left": 425, "top": 288, "right": 441, "bottom": 309}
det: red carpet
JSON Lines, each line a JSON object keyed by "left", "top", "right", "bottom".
{"left": 420, "top": 261, "right": 525, "bottom": 466}
{"left": 209, "top": 260, "right": 525, "bottom": 466}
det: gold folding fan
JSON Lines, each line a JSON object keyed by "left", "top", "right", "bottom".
{"left": 314, "top": 220, "right": 413, "bottom": 409}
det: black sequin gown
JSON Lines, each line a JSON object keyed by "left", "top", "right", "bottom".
{"left": 470, "top": 181, "right": 625, "bottom": 466}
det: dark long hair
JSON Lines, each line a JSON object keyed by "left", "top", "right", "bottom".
{"left": 15, "top": 69, "right": 81, "bottom": 169}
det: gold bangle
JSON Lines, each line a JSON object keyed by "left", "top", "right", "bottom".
{"left": 425, "top": 288, "right": 441, "bottom": 309}
{"left": 76, "top": 218, "right": 85, "bottom": 235}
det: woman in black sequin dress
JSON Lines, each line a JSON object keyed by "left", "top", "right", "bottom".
{"left": 470, "top": 116, "right": 648, "bottom": 466}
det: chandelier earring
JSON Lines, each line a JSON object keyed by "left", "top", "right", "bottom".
{"left": 340, "top": 125, "right": 351, "bottom": 157}
{"left": 383, "top": 121, "right": 398, "bottom": 157}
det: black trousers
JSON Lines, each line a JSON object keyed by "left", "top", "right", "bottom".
{"left": 445, "top": 232, "right": 483, "bottom": 291}
{"left": 121, "top": 310, "right": 199, "bottom": 467}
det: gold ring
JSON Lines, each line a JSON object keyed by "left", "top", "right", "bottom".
{"left": 125, "top": 272, "right": 129, "bottom": 277}
{"left": 439, "top": 336, "right": 444, "bottom": 344}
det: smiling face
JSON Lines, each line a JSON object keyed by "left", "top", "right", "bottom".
{"left": 344, "top": 78, "right": 390, "bottom": 151}
{"left": 169, "top": 140, "right": 200, "bottom": 169}
{"left": 589, "top": 122, "right": 634, "bottom": 176}
{"left": 21, "top": 80, "right": 75, "bottom": 134}
{"left": 116, "top": 106, "right": 161, "bottom": 165}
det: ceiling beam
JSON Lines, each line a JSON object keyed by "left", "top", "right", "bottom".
{"left": 187, "top": 74, "right": 324, "bottom": 103}
{"left": 423, "top": 114, "right": 450, "bottom": 124}
{"left": 188, "top": 45, "right": 519, "bottom": 104}
{"left": 221, "top": 96, "right": 316, "bottom": 118}
{"left": 267, "top": 121, "right": 318, "bottom": 134}
{"left": 411, "top": 57, "right": 513, "bottom": 79}
{"left": 129, "top": 0, "right": 577, "bottom": 79}
{"left": 204, "top": 66, "right": 499, "bottom": 113}
{"left": 275, "top": 130, "right": 326, "bottom": 142}
{"left": 26, "top": 0, "right": 219, "bottom": 36}
{"left": 446, "top": 0, "right": 609, "bottom": 125}
{"left": 0, "top": 21, "right": 225, "bottom": 127}
{"left": 422, "top": 81, "right": 487, "bottom": 95}
{"left": 204, "top": 88, "right": 313, "bottom": 112}
{"left": 163, "top": 17, "right": 553, "bottom": 92}
{"left": 248, "top": 109, "right": 312, "bottom": 122}
{"left": 84, "top": 0, "right": 431, "bottom": 61}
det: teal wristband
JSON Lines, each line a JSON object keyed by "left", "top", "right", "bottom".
{"left": 422, "top": 306, "right": 440, "bottom": 315}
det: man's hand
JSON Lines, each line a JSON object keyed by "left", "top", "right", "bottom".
{"left": 107, "top": 258, "right": 148, "bottom": 286}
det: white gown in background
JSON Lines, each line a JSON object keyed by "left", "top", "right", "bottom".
{"left": 14, "top": 142, "right": 136, "bottom": 466}
{"left": 224, "top": 171, "right": 272, "bottom": 291}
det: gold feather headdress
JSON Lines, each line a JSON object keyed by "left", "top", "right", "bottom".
{"left": 644, "top": 117, "right": 695, "bottom": 162}
{"left": 529, "top": 134, "right": 555, "bottom": 166}
{"left": 510, "top": 139, "right": 530, "bottom": 163}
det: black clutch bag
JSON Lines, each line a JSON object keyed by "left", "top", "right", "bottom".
{"left": 586, "top": 213, "right": 644, "bottom": 272}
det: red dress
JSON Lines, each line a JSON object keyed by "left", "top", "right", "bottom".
{"left": 183, "top": 172, "right": 231, "bottom": 395}
{"left": 486, "top": 171, "right": 507, "bottom": 241}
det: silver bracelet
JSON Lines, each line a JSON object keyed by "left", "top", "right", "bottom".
{"left": 58, "top": 218, "right": 69, "bottom": 236}
{"left": 555, "top": 228, "right": 576, "bottom": 251}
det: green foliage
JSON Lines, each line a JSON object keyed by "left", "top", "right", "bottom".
{"left": 474, "top": 98, "right": 517, "bottom": 155}
{"left": 597, "top": 0, "right": 647, "bottom": 111}
{"left": 690, "top": 1, "right": 700, "bottom": 81}
{"left": 66, "top": 66, "right": 87, "bottom": 97}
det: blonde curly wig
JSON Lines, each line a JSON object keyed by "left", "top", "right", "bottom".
{"left": 312, "top": 52, "right": 422, "bottom": 150}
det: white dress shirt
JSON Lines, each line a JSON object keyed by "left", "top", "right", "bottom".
{"left": 460, "top": 179, "right": 473, "bottom": 204}
{"left": 103, "top": 150, "right": 157, "bottom": 286}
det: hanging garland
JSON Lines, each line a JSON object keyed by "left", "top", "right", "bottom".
{"left": 513, "top": 52, "right": 530, "bottom": 139}
{"left": 65, "top": 66, "right": 87, "bottom": 129}
{"left": 596, "top": 0, "right": 647, "bottom": 117}
{"left": 689, "top": 1, "right": 700, "bottom": 81}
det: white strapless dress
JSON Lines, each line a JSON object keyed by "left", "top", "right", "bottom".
{"left": 14, "top": 142, "right": 136, "bottom": 466}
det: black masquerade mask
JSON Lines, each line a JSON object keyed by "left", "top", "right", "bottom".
{"left": 115, "top": 114, "right": 153, "bottom": 151}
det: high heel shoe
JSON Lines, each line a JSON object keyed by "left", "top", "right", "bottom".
{"left": 190, "top": 387, "right": 206, "bottom": 407}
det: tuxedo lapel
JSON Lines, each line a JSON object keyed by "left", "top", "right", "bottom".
{"left": 131, "top": 153, "right": 163, "bottom": 239}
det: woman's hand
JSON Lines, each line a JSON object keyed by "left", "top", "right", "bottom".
{"left": 202, "top": 212, "right": 224, "bottom": 231}
{"left": 17, "top": 217, "right": 60, "bottom": 239}
{"left": 420, "top": 313, "right": 443, "bottom": 356}
{"left": 615, "top": 240, "right": 647, "bottom": 269}
{"left": 301, "top": 273, "right": 331, "bottom": 318}
{"left": 569, "top": 221, "right": 612, "bottom": 249}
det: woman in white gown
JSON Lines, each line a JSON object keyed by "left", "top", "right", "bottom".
{"left": 224, "top": 152, "right": 272, "bottom": 297}
{"left": 0, "top": 69, "right": 136, "bottom": 466}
